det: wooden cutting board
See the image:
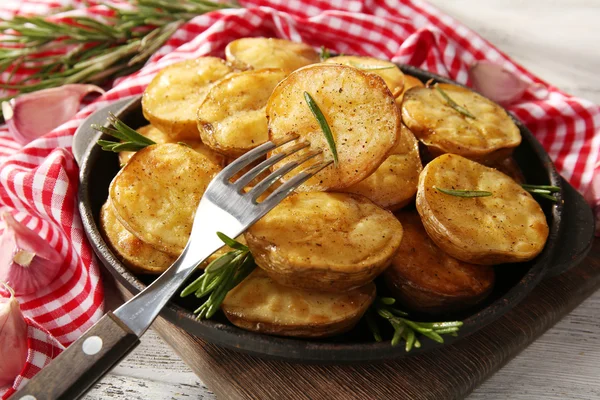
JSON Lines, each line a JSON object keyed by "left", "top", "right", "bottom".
{"left": 112, "top": 240, "right": 600, "bottom": 400}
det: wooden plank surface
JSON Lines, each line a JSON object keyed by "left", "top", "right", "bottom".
{"left": 84, "top": 1, "right": 600, "bottom": 399}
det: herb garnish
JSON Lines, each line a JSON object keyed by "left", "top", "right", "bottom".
{"left": 348, "top": 61, "right": 395, "bottom": 71}
{"left": 435, "top": 85, "right": 476, "bottom": 119}
{"left": 521, "top": 184, "right": 560, "bottom": 202}
{"left": 367, "top": 297, "right": 463, "bottom": 351}
{"left": 304, "top": 91, "right": 339, "bottom": 166}
{"left": 320, "top": 46, "right": 332, "bottom": 61}
{"left": 93, "top": 112, "right": 156, "bottom": 152}
{"left": 180, "top": 233, "right": 256, "bottom": 320}
{"left": 434, "top": 186, "right": 492, "bottom": 198}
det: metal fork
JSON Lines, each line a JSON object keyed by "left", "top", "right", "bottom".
{"left": 13, "top": 137, "right": 331, "bottom": 400}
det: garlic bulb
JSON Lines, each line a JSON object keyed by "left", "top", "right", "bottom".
{"left": 0, "top": 213, "right": 63, "bottom": 296}
{"left": 469, "top": 61, "right": 530, "bottom": 105}
{"left": 0, "top": 283, "right": 28, "bottom": 387}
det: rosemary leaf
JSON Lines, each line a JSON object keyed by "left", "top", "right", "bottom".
{"left": 365, "top": 310, "right": 382, "bottom": 342}
{"left": 93, "top": 113, "right": 156, "bottom": 153}
{"left": 521, "top": 184, "right": 560, "bottom": 193}
{"left": 435, "top": 85, "right": 476, "bottom": 119}
{"left": 304, "top": 91, "right": 338, "bottom": 166}
{"left": 320, "top": 45, "right": 332, "bottom": 61}
{"left": 217, "top": 231, "right": 248, "bottom": 251}
{"left": 434, "top": 186, "right": 492, "bottom": 198}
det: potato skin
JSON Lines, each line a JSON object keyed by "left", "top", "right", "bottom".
{"left": 384, "top": 212, "right": 494, "bottom": 314}
{"left": 267, "top": 64, "right": 400, "bottom": 191}
{"left": 402, "top": 83, "right": 521, "bottom": 164}
{"left": 395, "top": 74, "right": 425, "bottom": 105}
{"left": 225, "top": 37, "right": 320, "bottom": 71}
{"left": 222, "top": 270, "right": 376, "bottom": 338}
{"left": 245, "top": 192, "right": 404, "bottom": 292}
{"left": 100, "top": 201, "right": 175, "bottom": 274}
{"left": 416, "top": 154, "right": 549, "bottom": 265}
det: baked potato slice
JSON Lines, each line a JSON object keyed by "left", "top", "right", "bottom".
{"left": 225, "top": 37, "right": 320, "bottom": 72}
{"left": 119, "top": 124, "right": 225, "bottom": 166}
{"left": 142, "top": 57, "right": 233, "bottom": 140}
{"left": 402, "top": 83, "right": 521, "bottom": 163}
{"left": 100, "top": 200, "right": 175, "bottom": 274}
{"left": 384, "top": 211, "right": 494, "bottom": 313}
{"left": 110, "top": 143, "right": 222, "bottom": 256}
{"left": 341, "top": 124, "right": 422, "bottom": 210}
{"left": 267, "top": 64, "right": 400, "bottom": 191}
{"left": 245, "top": 192, "right": 404, "bottom": 292}
{"left": 395, "top": 74, "right": 424, "bottom": 105}
{"left": 222, "top": 269, "right": 376, "bottom": 338}
{"left": 416, "top": 154, "right": 549, "bottom": 265}
{"left": 325, "top": 55, "right": 405, "bottom": 97}
{"left": 198, "top": 68, "right": 287, "bottom": 157}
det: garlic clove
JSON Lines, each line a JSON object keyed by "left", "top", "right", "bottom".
{"left": 469, "top": 61, "right": 530, "bottom": 105}
{"left": 0, "top": 212, "right": 64, "bottom": 296}
{"left": 0, "top": 283, "right": 28, "bottom": 387}
{"left": 2, "top": 84, "right": 104, "bottom": 145}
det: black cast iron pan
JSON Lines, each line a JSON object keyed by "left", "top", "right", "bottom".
{"left": 78, "top": 65, "right": 594, "bottom": 363}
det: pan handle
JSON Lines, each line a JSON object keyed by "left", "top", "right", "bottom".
{"left": 545, "top": 177, "right": 595, "bottom": 277}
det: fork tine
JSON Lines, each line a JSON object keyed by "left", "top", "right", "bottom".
{"left": 248, "top": 149, "right": 323, "bottom": 201}
{"left": 233, "top": 140, "right": 310, "bottom": 190}
{"left": 261, "top": 160, "right": 334, "bottom": 205}
{"left": 219, "top": 135, "right": 299, "bottom": 180}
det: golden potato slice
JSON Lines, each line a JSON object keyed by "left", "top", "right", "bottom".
{"left": 119, "top": 124, "right": 226, "bottom": 166}
{"left": 416, "top": 154, "right": 549, "bottom": 265}
{"left": 325, "top": 55, "right": 404, "bottom": 97}
{"left": 340, "top": 124, "right": 422, "bottom": 210}
{"left": 222, "top": 269, "right": 376, "bottom": 338}
{"left": 100, "top": 201, "right": 175, "bottom": 274}
{"left": 225, "top": 37, "right": 320, "bottom": 72}
{"left": 384, "top": 211, "right": 494, "bottom": 313}
{"left": 245, "top": 192, "right": 404, "bottom": 292}
{"left": 142, "top": 57, "right": 233, "bottom": 140}
{"left": 402, "top": 83, "right": 521, "bottom": 163}
{"left": 267, "top": 64, "right": 400, "bottom": 191}
{"left": 110, "top": 143, "right": 222, "bottom": 256}
{"left": 198, "top": 69, "right": 287, "bottom": 157}
{"left": 395, "top": 74, "right": 424, "bottom": 105}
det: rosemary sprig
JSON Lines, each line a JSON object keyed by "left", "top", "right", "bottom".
{"left": 348, "top": 61, "right": 395, "bottom": 71}
{"left": 304, "top": 91, "right": 339, "bottom": 166}
{"left": 434, "top": 186, "right": 492, "bottom": 198}
{"left": 319, "top": 46, "right": 332, "bottom": 61}
{"left": 435, "top": 85, "right": 476, "bottom": 119}
{"left": 180, "top": 233, "right": 256, "bottom": 319}
{"left": 368, "top": 297, "right": 463, "bottom": 351}
{"left": 0, "top": 0, "right": 238, "bottom": 118}
{"left": 92, "top": 112, "right": 156, "bottom": 152}
{"left": 521, "top": 184, "right": 560, "bottom": 202}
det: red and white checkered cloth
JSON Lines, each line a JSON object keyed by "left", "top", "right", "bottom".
{"left": 1, "top": 0, "right": 599, "bottom": 397}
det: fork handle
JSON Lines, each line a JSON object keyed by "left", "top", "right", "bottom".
{"left": 12, "top": 312, "right": 139, "bottom": 400}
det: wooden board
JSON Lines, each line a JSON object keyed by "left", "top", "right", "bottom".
{"left": 111, "top": 240, "right": 600, "bottom": 400}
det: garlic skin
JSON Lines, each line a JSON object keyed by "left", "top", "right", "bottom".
{"left": 0, "top": 283, "right": 28, "bottom": 387}
{"left": 0, "top": 213, "right": 64, "bottom": 296}
{"left": 469, "top": 61, "right": 530, "bottom": 105}
{"left": 2, "top": 84, "right": 104, "bottom": 145}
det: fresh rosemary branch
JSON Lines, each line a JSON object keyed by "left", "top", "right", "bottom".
{"left": 368, "top": 297, "right": 463, "bottom": 351}
{"left": 435, "top": 85, "right": 476, "bottom": 119}
{"left": 434, "top": 186, "right": 492, "bottom": 198}
{"left": 521, "top": 184, "right": 560, "bottom": 202}
{"left": 92, "top": 112, "right": 156, "bottom": 152}
{"left": 304, "top": 91, "right": 339, "bottom": 166}
{"left": 180, "top": 233, "right": 256, "bottom": 320}
{"left": 0, "top": 0, "right": 238, "bottom": 117}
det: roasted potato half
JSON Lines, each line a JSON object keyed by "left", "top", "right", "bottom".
{"left": 402, "top": 83, "right": 521, "bottom": 163}
{"left": 395, "top": 74, "right": 424, "bottom": 105}
{"left": 222, "top": 269, "right": 376, "bottom": 338}
{"left": 384, "top": 211, "right": 494, "bottom": 313}
{"left": 110, "top": 143, "right": 222, "bottom": 256}
{"left": 198, "top": 68, "right": 287, "bottom": 157}
{"left": 225, "top": 37, "right": 320, "bottom": 72}
{"left": 142, "top": 57, "right": 233, "bottom": 140}
{"left": 267, "top": 64, "right": 400, "bottom": 191}
{"left": 100, "top": 201, "right": 175, "bottom": 274}
{"left": 119, "top": 124, "right": 225, "bottom": 166}
{"left": 416, "top": 154, "right": 549, "bottom": 265}
{"left": 245, "top": 192, "right": 404, "bottom": 292}
{"left": 325, "top": 55, "right": 405, "bottom": 97}
{"left": 341, "top": 124, "right": 422, "bottom": 210}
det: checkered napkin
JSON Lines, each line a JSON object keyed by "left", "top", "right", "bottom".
{"left": 1, "top": 0, "right": 599, "bottom": 397}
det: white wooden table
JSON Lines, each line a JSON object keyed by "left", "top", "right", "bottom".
{"left": 85, "top": 1, "right": 600, "bottom": 399}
